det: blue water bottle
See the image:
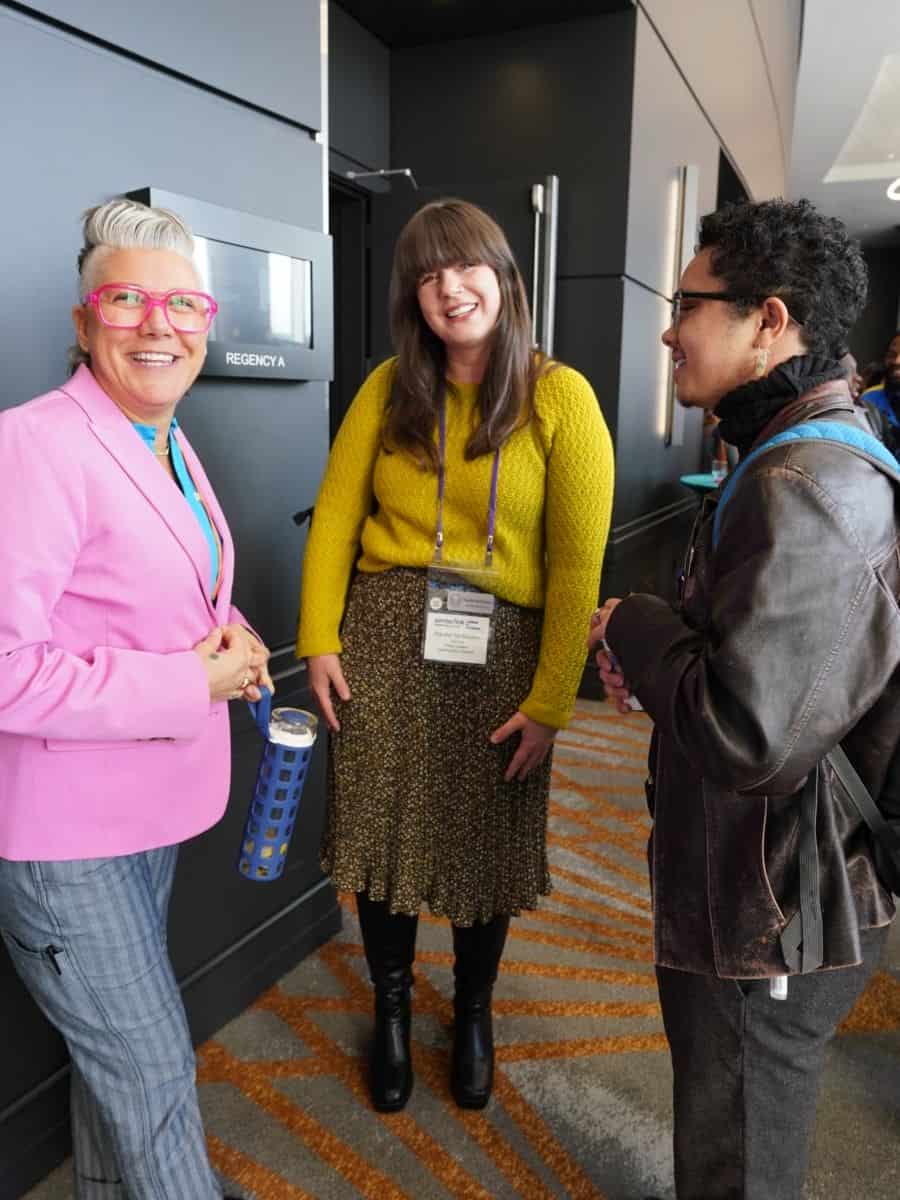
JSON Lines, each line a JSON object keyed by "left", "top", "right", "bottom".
{"left": 237, "top": 688, "right": 319, "bottom": 882}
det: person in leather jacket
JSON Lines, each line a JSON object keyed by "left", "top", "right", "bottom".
{"left": 589, "top": 198, "right": 898, "bottom": 1200}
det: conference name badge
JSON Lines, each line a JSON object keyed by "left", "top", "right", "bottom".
{"left": 422, "top": 562, "right": 497, "bottom": 666}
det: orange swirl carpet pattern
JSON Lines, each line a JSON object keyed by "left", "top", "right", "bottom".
{"left": 28, "top": 701, "right": 900, "bottom": 1200}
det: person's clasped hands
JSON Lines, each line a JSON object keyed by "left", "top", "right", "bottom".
{"left": 193, "top": 623, "right": 274, "bottom": 703}
{"left": 587, "top": 598, "right": 634, "bottom": 715}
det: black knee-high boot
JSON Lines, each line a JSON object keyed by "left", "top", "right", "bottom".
{"left": 451, "top": 914, "right": 510, "bottom": 1109}
{"left": 355, "top": 892, "right": 418, "bottom": 1112}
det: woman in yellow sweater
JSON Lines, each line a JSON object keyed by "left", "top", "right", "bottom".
{"left": 297, "top": 199, "right": 613, "bottom": 1114}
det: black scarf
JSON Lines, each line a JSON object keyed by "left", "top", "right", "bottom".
{"left": 715, "top": 355, "right": 846, "bottom": 457}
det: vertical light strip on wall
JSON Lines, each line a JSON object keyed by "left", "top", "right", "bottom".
{"left": 659, "top": 164, "right": 699, "bottom": 446}
{"left": 657, "top": 174, "right": 681, "bottom": 440}
{"left": 671, "top": 164, "right": 698, "bottom": 447}
{"left": 530, "top": 183, "right": 544, "bottom": 347}
{"left": 540, "top": 175, "right": 559, "bottom": 357}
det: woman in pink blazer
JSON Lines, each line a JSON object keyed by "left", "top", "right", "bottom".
{"left": 0, "top": 199, "right": 266, "bottom": 1198}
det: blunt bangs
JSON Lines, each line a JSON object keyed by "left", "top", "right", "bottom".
{"left": 386, "top": 196, "right": 547, "bottom": 469}
{"left": 395, "top": 200, "right": 510, "bottom": 289}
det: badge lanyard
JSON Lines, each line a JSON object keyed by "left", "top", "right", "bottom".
{"left": 434, "top": 401, "right": 501, "bottom": 568}
{"left": 422, "top": 400, "right": 501, "bottom": 667}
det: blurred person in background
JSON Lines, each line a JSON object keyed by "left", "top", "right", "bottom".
{"left": 858, "top": 330, "right": 900, "bottom": 452}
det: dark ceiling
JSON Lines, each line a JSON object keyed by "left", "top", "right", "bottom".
{"left": 335, "top": 0, "right": 634, "bottom": 48}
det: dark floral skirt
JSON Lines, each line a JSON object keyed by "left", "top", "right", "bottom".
{"left": 322, "top": 568, "right": 553, "bottom": 925}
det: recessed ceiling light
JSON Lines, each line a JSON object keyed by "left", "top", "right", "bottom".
{"left": 888, "top": 177, "right": 900, "bottom": 200}
{"left": 825, "top": 55, "right": 900, "bottom": 183}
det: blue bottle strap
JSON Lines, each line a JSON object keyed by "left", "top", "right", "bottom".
{"left": 247, "top": 686, "right": 273, "bottom": 738}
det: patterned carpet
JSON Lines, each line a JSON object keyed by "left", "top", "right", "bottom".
{"left": 27, "top": 701, "right": 900, "bottom": 1199}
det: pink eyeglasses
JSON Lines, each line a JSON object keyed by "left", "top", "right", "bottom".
{"left": 82, "top": 283, "right": 219, "bottom": 333}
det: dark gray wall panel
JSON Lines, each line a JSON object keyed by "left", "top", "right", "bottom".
{"left": 1, "top": 9, "right": 325, "bottom": 408}
{"left": 608, "top": 12, "right": 717, "bottom": 538}
{"left": 555, "top": 276, "right": 699, "bottom": 594}
{"left": 177, "top": 380, "right": 326, "bottom": 646}
{"left": 553, "top": 276, "right": 623, "bottom": 443}
{"left": 20, "top": 0, "right": 323, "bottom": 129}
{"left": 615, "top": 278, "right": 703, "bottom": 526}
{"left": 390, "top": 13, "right": 635, "bottom": 279}
{"left": 336, "top": 0, "right": 634, "bottom": 47}
{"left": 329, "top": 3, "right": 390, "bottom": 169}
{"left": 626, "top": 9, "right": 719, "bottom": 296}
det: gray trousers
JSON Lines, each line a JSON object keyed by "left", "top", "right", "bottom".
{"left": 656, "top": 925, "right": 889, "bottom": 1200}
{"left": 0, "top": 847, "right": 222, "bottom": 1200}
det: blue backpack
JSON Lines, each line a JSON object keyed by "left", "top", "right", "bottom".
{"left": 712, "top": 421, "right": 900, "bottom": 964}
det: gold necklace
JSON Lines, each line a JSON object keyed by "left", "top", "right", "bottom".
{"left": 154, "top": 445, "right": 171, "bottom": 457}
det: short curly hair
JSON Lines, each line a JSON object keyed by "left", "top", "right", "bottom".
{"left": 697, "top": 198, "right": 868, "bottom": 357}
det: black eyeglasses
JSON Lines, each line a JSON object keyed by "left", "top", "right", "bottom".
{"left": 670, "top": 289, "right": 805, "bottom": 330}
{"left": 670, "top": 290, "right": 752, "bottom": 328}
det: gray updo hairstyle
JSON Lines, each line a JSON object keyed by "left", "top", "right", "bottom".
{"left": 70, "top": 198, "right": 197, "bottom": 371}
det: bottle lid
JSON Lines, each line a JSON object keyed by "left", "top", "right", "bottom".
{"left": 267, "top": 707, "right": 318, "bottom": 747}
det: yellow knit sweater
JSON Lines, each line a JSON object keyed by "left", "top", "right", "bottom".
{"left": 296, "top": 358, "right": 614, "bottom": 728}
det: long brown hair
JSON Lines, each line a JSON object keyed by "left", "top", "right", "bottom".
{"left": 386, "top": 198, "right": 549, "bottom": 469}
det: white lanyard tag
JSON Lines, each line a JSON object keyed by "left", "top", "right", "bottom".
{"left": 423, "top": 562, "right": 497, "bottom": 666}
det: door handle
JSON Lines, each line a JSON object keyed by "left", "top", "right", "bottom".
{"left": 530, "top": 183, "right": 544, "bottom": 347}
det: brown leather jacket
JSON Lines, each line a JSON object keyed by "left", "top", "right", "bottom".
{"left": 607, "top": 381, "right": 898, "bottom": 977}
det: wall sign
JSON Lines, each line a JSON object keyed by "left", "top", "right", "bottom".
{"left": 127, "top": 187, "right": 333, "bottom": 381}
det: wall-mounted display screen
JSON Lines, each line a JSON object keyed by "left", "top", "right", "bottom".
{"left": 194, "top": 237, "right": 313, "bottom": 352}
{"left": 127, "top": 187, "right": 332, "bottom": 380}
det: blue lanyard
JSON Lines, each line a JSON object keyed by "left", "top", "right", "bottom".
{"left": 131, "top": 420, "right": 220, "bottom": 596}
{"left": 169, "top": 435, "right": 221, "bottom": 597}
{"left": 435, "top": 400, "right": 501, "bottom": 567}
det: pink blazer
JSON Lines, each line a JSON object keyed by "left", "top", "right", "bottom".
{"left": 0, "top": 366, "right": 246, "bottom": 860}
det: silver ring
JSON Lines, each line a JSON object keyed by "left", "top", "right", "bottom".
{"left": 240, "top": 675, "right": 250, "bottom": 689}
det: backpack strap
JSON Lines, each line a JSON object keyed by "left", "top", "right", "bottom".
{"left": 713, "top": 421, "right": 900, "bottom": 550}
{"left": 828, "top": 744, "right": 900, "bottom": 861}
{"left": 778, "top": 767, "right": 824, "bottom": 974}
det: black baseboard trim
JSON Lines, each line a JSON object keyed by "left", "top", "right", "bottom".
{"left": 607, "top": 496, "right": 697, "bottom": 547}
{"left": 0, "top": 1097, "right": 71, "bottom": 1200}
{"left": 0, "top": 879, "right": 341, "bottom": 1199}
{"left": 182, "top": 876, "right": 342, "bottom": 1045}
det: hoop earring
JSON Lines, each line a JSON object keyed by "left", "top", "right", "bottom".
{"left": 754, "top": 347, "right": 769, "bottom": 377}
